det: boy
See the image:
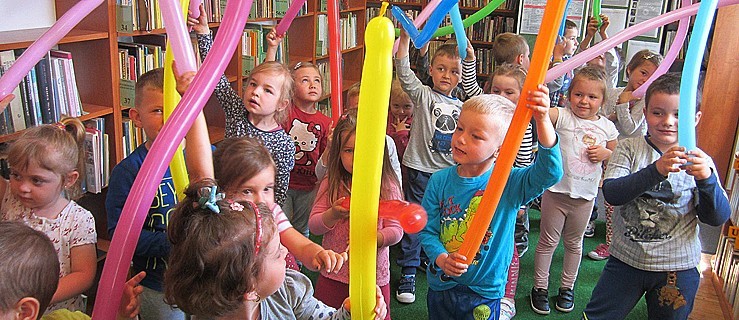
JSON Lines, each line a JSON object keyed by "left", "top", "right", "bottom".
{"left": 548, "top": 19, "right": 580, "bottom": 107}
{"left": 582, "top": 73, "right": 730, "bottom": 319}
{"left": 106, "top": 68, "right": 209, "bottom": 319}
{"left": 419, "top": 92, "right": 562, "bottom": 319}
{"left": 394, "top": 30, "right": 465, "bottom": 303}
{"left": 492, "top": 32, "right": 531, "bottom": 69}
{"left": 0, "top": 221, "right": 143, "bottom": 320}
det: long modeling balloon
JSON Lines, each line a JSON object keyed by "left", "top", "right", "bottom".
{"left": 349, "top": 3, "right": 394, "bottom": 318}
{"left": 160, "top": 0, "right": 198, "bottom": 73}
{"left": 274, "top": 0, "right": 309, "bottom": 35}
{"left": 327, "top": 0, "right": 343, "bottom": 122}
{"left": 450, "top": 4, "right": 467, "bottom": 59}
{"left": 91, "top": 0, "right": 254, "bottom": 318}
{"left": 632, "top": 0, "right": 690, "bottom": 98}
{"left": 392, "top": 0, "right": 457, "bottom": 49}
{"left": 545, "top": 0, "right": 739, "bottom": 83}
{"left": 0, "top": 0, "right": 105, "bottom": 98}
{"left": 188, "top": 0, "right": 202, "bottom": 18}
{"left": 456, "top": 0, "right": 567, "bottom": 264}
{"left": 430, "top": 0, "right": 506, "bottom": 38}
{"left": 593, "top": 0, "right": 602, "bottom": 26}
{"left": 392, "top": 0, "right": 442, "bottom": 54}
{"left": 559, "top": 0, "right": 573, "bottom": 37}
{"left": 678, "top": 0, "right": 718, "bottom": 153}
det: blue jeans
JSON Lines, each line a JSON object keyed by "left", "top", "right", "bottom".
{"left": 140, "top": 286, "right": 185, "bottom": 320}
{"left": 397, "top": 167, "right": 431, "bottom": 274}
{"left": 428, "top": 285, "right": 500, "bottom": 320}
{"left": 583, "top": 257, "right": 699, "bottom": 320}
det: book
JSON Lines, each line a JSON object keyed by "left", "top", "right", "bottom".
{"left": 0, "top": 50, "right": 27, "bottom": 132}
{"left": 34, "top": 52, "right": 56, "bottom": 124}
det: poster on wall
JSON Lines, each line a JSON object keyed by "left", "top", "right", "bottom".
{"left": 600, "top": 7, "right": 628, "bottom": 44}
{"left": 627, "top": 0, "right": 665, "bottom": 38}
{"left": 519, "top": 0, "right": 586, "bottom": 35}
{"left": 603, "top": 0, "right": 629, "bottom": 6}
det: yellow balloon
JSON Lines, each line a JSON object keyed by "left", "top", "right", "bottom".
{"left": 349, "top": 3, "right": 394, "bottom": 319}
{"left": 162, "top": 0, "right": 192, "bottom": 200}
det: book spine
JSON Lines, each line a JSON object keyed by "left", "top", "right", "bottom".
{"left": 34, "top": 54, "right": 55, "bottom": 124}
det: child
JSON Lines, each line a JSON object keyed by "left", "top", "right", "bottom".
{"left": 531, "top": 66, "right": 619, "bottom": 315}
{"left": 419, "top": 91, "right": 562, "bottom": 319}
{"left": 587, "top": 49, "right": 663, "bottom": 260}
{"left": 346, "top": 82, "right": 361, "bottom": 109}
{"left": 394, "top": 30, "right": 465, "bottom": 303}
{"left": 582, "top": 73, "right": 730, "bottom": 319}
{"left": 309, "top": 110, "right": 403, "bottom": 319}
{"left": 164, "top": 180, "right": 387, "bottom": 320}
{"left": 549, "top": 20, "right": 580, "bottom": 108}
{"left": 579, "top": 15, "right": 620, "bottom": 88}
{"left": 490, "top": 32, "right": 531, "bottom": 69}
{"left": 0, "top": 221, "right": 144, "bottom": 320}
{"left": 387, "top": 80, "right": 414, "bottom": 184}
{"left": 0, "top": 118, "right": 96, "bottom": 314}
{"left": 189, "top": 12, "right": 294, "bottom": 207}
{"left": 213, "top": 137, "right": 347, "bottom": 272}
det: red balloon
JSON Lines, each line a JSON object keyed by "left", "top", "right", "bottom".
{"left": 341, "top": 197, "right": 427, "bottom": 233}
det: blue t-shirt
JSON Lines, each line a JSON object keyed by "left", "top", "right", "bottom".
{"left": 419, "top": 142, "right": 563, "bottom": 299}
{"left": 106, "top": 144, "right": 176, "bottom": 291}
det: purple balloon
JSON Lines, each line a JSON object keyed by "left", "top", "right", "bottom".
{"left": 91, "top": 0, "right": 254, "bottom": 318}
{"left": 0, "top": 0, "right": 104, "bottom": 98}
{"left": 160, "top": 0, "right": 198, "bottom": 73}
{"left": 545, "top": 0, "right": 739, "bottom": 83}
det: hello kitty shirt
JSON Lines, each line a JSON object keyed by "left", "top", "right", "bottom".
{"left": 285, "top": 106, "right": 332, "bottom": 190}
{"left": 0, "top": 184, "right": 96, "bottom": 313}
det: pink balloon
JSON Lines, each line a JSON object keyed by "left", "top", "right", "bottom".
{"left": 274, "top": 0, "right": 309, "bottom": 35}
{"left": 188, "top": 0, "right": 202, "bottom": 18}
{"left": 160, "top": 0, "right": 198, "bottom": 73}
{"left": 0, "top": 0, "right": 104, "bottom": 98}
{"left": 391, "top": 0, "right": 442, "bottom": 54}
{"left": 91, "top": 0, "right": 254, "bottom": 318}
{"left": 544, "top": 0, "right": 739, "bottom": 83}
{"left": 632, "top": 0, "right": 690, "bottom": 98}
{"left": 327, "top": 0, "right": 343, "bottom": 122}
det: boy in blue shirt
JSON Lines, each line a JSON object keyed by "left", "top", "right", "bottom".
{"left": 419, "top": 91, "right": 563, "bottom": 318}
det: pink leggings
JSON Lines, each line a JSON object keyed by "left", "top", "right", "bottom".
{"left": 505, "top": 242, "right": 520, "bottom": 299}
{"left": 314, "top": 275, "right": 391, "bottom": 320}
{"left": 534, "top": 190, "right": 594, "bottom": 289}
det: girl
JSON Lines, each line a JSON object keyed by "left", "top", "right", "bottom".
{"left": 164, "top": 180, "right": 387, "bottom": 320}
{"left": 588, "top": 49, "right": 662, "bottom": 261}
{"left": 531, "top": 66, "right": 619, "bottom": 315}
{"left": 213, "top": 137, "right": 347, "bottom": 272}
{"left": 309, "top": 110, "right": 403, "bottom": 319}
{"left": 189, "top": 10, "right": 294, "bottom": 207}
{"left": 0, "top": 118, "right": 97, "bottom": 313}
{"left": 387, "top": 80, "right": 414, "bottom": 166}
{"left": 265, "top": 30, "right": 333, "bottom": 238}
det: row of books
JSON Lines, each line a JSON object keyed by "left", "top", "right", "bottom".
{"left": 0, "top": 50, "right": 84, "bottom": 135}
{"left": 117, "top": 0, "right": 234, "bottom": 32}
{"left": 464, "top": 15, "right": 516, "bottom": 42}
{"left": 83, "top": 118, "right": 110, "bottom": 194}
{"left": 121, "top": 112, "right": 148, "bottom": 159}
{"left": 241, "top": 24, "right": 289, "bottom": 76}
{"left": 316, "top": 13, "right": 359, "bottom": 56}
{"left": 118, "top": 38, "right": 167, "bottom": 108}
{"left": 366, "top": 7, "right": 419, "bottom": 30}
{"left": 249, "top": 0, "right": 306, "bottom": 20}
{"left": 458, "top": 0, "right": 516, "bottom": 10}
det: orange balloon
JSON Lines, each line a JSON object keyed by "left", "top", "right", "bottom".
{"left": 456, "top": 0, "right": 567, "bottom": 264}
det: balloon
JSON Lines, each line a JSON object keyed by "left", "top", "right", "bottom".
{"left": 327, "top": 0, "right": 343, "bottom": 122}
{"left": 545, "top": 0, "right": 739, "bottom": 83}
{"left": 392, "top": 0, "right": 457, "bottom": 49}
{"left": 678, "top": 0, "right": 718, "bottom": 153}
{"left": 450, "top": 4, "right": 467, "bottom": 59}
{"left": 430, "top": 0, "right": 507, "bottom": 38}
{"left": 349, "top": 3, "right": 393, "bottom": 318}
{"left": 188, "top": 0, "right": 202, "bottom": 18}
{"left": 341, "top": 198, "right": 428, "bottom": 233}
{"left": 559, "top": 0, "right": 573, "bottom": 37}
{"left": 91, "top": 0, "right": 254, "bottom": 318}
{"left": 0, "top": 0, "right": 105, "bottom": 99}
{"left": 456, "top": 0, "right": 567, "bottom": 264}
{"left": 159, "top": 0, "right": 198, "bottom": 73}
{"left": 632, "top": 0, "right": 690, "bottom": 98}
{"left": 274, "top": 0, "right": 309, "bottom": 35}
{"left": 593, "top": 0, "right": 602, "bottom": 26}
{"left": 392, "top": 0, "right": 442, "bottom": 54}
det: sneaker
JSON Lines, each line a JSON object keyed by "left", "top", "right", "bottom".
{"left": 555, "top": 287, "right": 574, "bottom": 312}
{"left": 517, "top": 245, "right": 528, "bottom": 258}
{"left": 530, "top": 287, "right": 550, "bottom": 315}
{"left": 499, "top": 297, "right": 517, "bottom": 320}
{"left": 396, "top": 274, "right": 416, "bottom": 303}
{"left": 588, "top": 243, "right": 610, "bottom": 261}
{"left": 584, "top": 221, "right": 596, "bottom": 238}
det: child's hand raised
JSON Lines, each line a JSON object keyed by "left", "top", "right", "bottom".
{"left": 655, "top": 146, "right": 688, "bottom": 177}
{"left": 313, "top": 249, "right": 348, "bottom": 274}
{"left": 681, "top": 149, "right": 712, "bottom": 180}
{"left": 585, "top": 17, "right": 599, "bottom": 37}
{"left": 266, "top": 29, "right": 285, "bottom": 49}
{"left": 436, "top": 252, "right": 469, "bottom": 277}
{"left": 586, "top": 145, "right": 612, "bottom": 163}
{"left": 118, "top": 271, "right": 146, "bottom": 320}
{"left": 552, "top": 38, "right": 565, "bottom": 62}
{"left": 342, "top": 285, "right": 388, "bottom": 320}
{"left": 526, "top": 84, "right": 551, "bottom": 121}
{"left": 599, "top": 15, "right": 610, "bottom": 36}
{"left": 465, "top": 38, "right": 476, "bottom": 62}
{"left": 187, "top": 4, "right": 209, "bottom": 35}
{"left": 173, "top": 62, "right": 197, "bottom": 95}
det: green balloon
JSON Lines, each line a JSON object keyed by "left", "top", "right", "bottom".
{"left": 393, "top": 0, "right": 507, "bottom": 38}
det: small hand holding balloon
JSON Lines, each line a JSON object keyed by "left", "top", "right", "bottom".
{"left": 341, "top": 197, "right": 428, "bottom": 233}
{"left": 342, "top": 285, "right": 388, "bottom": 320}
{"left": 681, "top": 148, "right": 712, "bottom": 180}
{"left": 187, "top": 4, "right": 210, "bottom": 35}
{"left": 438, "top": 252, "right": 469, "bottom": 277}
{"left": 312, "top": 249, "right": 348, "bottom": 274}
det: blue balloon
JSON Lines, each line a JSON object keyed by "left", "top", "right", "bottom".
{"left": 391, "top": 5, "right": 420, "bottom": 40}
{"left": 450, "top": 4, "right": 467, "bottom": 59}
{"left": 393, "top": 0, "right": 457, "bottom": 49}
{"left": 559, "top": 0, "right": 573, "bottom": 37}
{"left": 678, "top": 0, "right": 718, "bottom": 153}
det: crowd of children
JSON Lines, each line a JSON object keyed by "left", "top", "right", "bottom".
{"left": 0, "top": 5, "right": 732, "bottom": 320}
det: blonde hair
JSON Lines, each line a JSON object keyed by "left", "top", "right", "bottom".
{"left": 8, "top": 117, "right": 87, "bottom": 200}
{"left": 461, "top": 95, "right": 515, "bottom": 141}
{"left": 431, "top": 43, "right": 461, "bottom": 66}
{"left": 134, "top": 68, "right": 163, "bottom": 108}
{"left": 568, "top": 66, "right": 608, "bottom": 103}
{"left": 492, "top": 33, "right": 528, "bottom": 66}
{"left": 247, "top": 62, "right": 293, "bottom": 124}
{"left": 346, "top": 82, "right": 360, "bottom": 101}
{"left": 390, "top": 80, "right": 411, "bottom": 105}
{"left": 485, "top": 63, "right": 527, "bottom": 93}
{"left": 626, "top": 49, "right": 662, "bottom": 74}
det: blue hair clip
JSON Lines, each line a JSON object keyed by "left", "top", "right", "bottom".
{"left": 198, "top": 186, "right": 223, "bottom": 214}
